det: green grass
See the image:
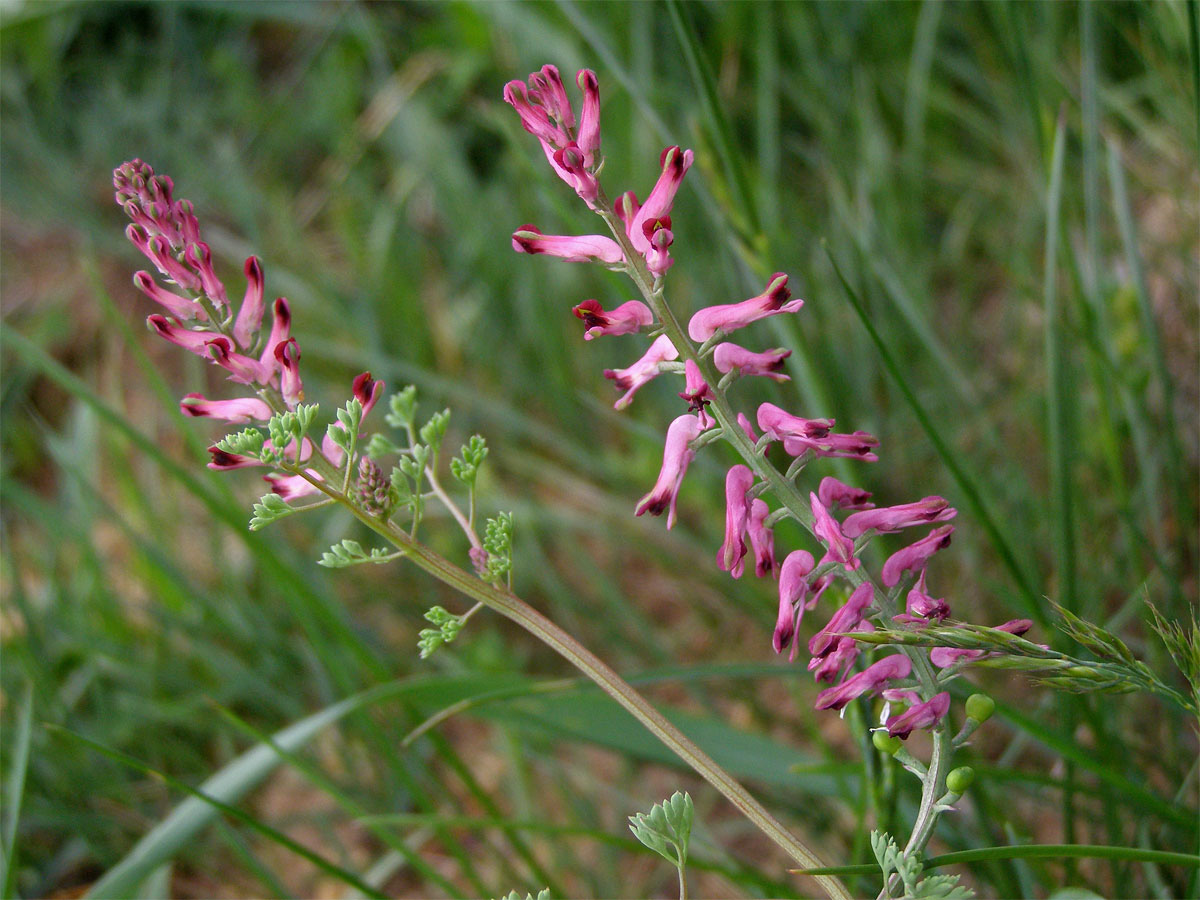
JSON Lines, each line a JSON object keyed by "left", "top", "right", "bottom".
{"left": 2, "top": 1, "right": 1196, "bottom": 897}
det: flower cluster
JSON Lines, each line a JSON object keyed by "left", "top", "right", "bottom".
{"left": 504, "top": 66, "right": 1029, "bottom": 742}
{"left": 113, "top": 159, "right": 383, "bottom": 501}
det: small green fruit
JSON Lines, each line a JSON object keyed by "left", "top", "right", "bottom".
{"left": 965, "top": 693, "right": 995, "bottom": 723}
{"left": 946, "top": 766, "right": 976, "bottom": 794}
{"left": 873, "top": 731, "right": 903, "bottom": 755}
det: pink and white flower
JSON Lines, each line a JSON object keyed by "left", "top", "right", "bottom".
{"left": 634, "top": 413, "right": 706, "bottom": 528}
{"left": 687, "top": 273, "right": 802, "bottom": 342}
{"left": 603, "top": 334, "right": 678, "bottom": 409}
{"left": 572, "top": 299, "right": 653, "bottom": 340}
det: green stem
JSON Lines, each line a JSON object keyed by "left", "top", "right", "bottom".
{"left": 285, "top": 467, "right": 849, "bottom": 900}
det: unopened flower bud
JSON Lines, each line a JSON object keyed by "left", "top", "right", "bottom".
{"left": 946, "top": 766, "right": 975, "bottom": 794}
{"left": 965, "top": 693, "right": 995, "bottom": 723}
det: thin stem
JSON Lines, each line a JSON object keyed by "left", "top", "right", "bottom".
{"left": 282, "top": 465, "right": 849, "bottom": 900}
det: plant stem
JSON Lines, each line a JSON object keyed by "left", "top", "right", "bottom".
{"left": 286, "top": 466, "right": 850, "bottom": 900}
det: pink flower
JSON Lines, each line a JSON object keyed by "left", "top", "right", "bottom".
{"left": 782, "top": 430, "right": 880, "bottom": 462}
{"left": 930, "top": 619, "right": 1034, "bottom": 668}
{"left": 808, "top": 634, "right": 863, "bottom": 683}
{"left": 815, "top": 654, "right": 912, "bottom": 711}
{"left": 603, "top": 334, "right": 678, "bottom": 409}
{"left": 842, "top": 496, "right": 956, "bottom": 539}
{"left": 232, "top": 256, "right": 266, "bottom": 349}
{"left": 207, "top": 446, "right": 265, "bottom": 471}
{"left": 886, "top": 691, "right": 951, "bottom": 739}
{"left": 274, "top": 338, "right": 303, "bottom": 408}
{"left": 575, "top": 70, "right": 601, "bottom": 162}
{"left": 687, "top": 273, "right": 802, "bottom": 342}
{"left": 183, "top": 241, "right": 229, "bottom": 312}
{"left": 818, "top": 476, "right": 874, "bottom": 511}
{"left": 747, "top": 498, "right": 776, "bottom": 578}
{"left": 678, "top": 359, "right": 711, "bottom": 421}
{"left": 180, "top": 394, "right": 272, "bottom": 424}
{"left": 572, "top": 299, "right": 653, "bottom": 340}
{"left": 503, "top": 66, "right": 603, "bottom": 206}
{"left": 511, "top": 225, "right": 624, "bottom": 264}
{"left": 736, "top": 413, "right": 759, "bottom": 444}
{"left": 146, "top": 314, "right": 219, "bottom": 356}
{"left": 551, "top": 144, "right": 599, "bottom": 205}
{"left": 757, "top": 402, "right": 834, "bottom": 442}
{"left": 258, "top": 298, "right": 292, "bottom": 371}
{"left": 810, "top": 491, "right": 860, "bottom": 571}
{"left": 263, "top": 472, "right": 317, "bottom": 500}
{"left": 773, "top": 549, "right": 816, "bottom": 658}
{"left": 628, "top": 146, "right": 693, "bottom": 259}
{"left": 718, "top": 465, "right": 755, "bottom": 577}
{"left": 809, "top": 581, "right": 875, "bottom": 657}
{"left": 895, "top": 571, "right": 950, "bottom": 623}
{"left": 634, "top": 413, "right": 706, "bottom": 528}
{"left": 352, "top": 371, "right": 384, "bottom": 417}
{"left": 644, "top": 224, "right": 675, "bottom": 277}
{"left": 207, "top": 337, "right": 274, "bottom": 386}
{"left": 133, "top": 271, "right": 201, "bottom": 320}
{"left": 881, "top": 525, "right": 955, "bottom": 587}
{"left": 712, "top": 344, "right": 791, "bottom": 382}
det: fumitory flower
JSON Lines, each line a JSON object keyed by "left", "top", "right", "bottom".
{"left": 503, "top": 65, "right": 602, "bottom": 206}
{"left": 810, "top": 492, "right": 860, "bottom": 571}
{"left": 809, "top": 581, "right": 875, "bottom": 657}
{"left": 815, "top": 654, "right": 912, "bottom": 711}
{"left": 886, "top": 691, "right": 951, "bottom": 739}
{"left": 634, "top": 413, "right": 706, "bottom": 528}
{"left": 746, "top": 498, "right": 776, "bottom": 578}
{"left": 712, "top": 343, "right": 791, "bottom": 382}
{"left": 841, "top": 496, "right": 956, "bottom": 539}
{"left": 603, "top": 334, "right": 678, "bottom": 409}
{"left": 687, "top": 273, "right": 802, "bottom": 342}
{"left": 881, "top": 525, "right": 955, "bottom": 587}
{"left": 895, "top": 571, "right": 950, "bottom": 623}
{"left": 572, "top": 299, "right": 653, "bottom": 340}
{"left": 717, "top": 465, "right": 755, "bottom": 577}
{"left": 818, "top": 476, "right": 874, "bottom": 511}
{"left": 773, "top": 549, "right": 816, "bottom": 659}
{"left": 511, "top": 225, "right": 624, "bottom": 265}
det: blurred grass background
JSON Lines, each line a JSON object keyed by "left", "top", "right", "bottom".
{"left": 1, "top": 1, "right": 1196, "bottom": 897}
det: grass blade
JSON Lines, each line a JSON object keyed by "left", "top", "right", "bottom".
{"left": 0, "top": 681, "right": 33, "bottom": 900}
{"left": 824, "top": 243, "right": 1047, "bottom": 625}
{"left": 80, "top": 681, "right": 417, "bottom": 899}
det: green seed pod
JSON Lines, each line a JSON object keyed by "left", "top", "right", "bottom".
{"left": 946, "top": 766, "right": 976, "bottom": 794}
{"left": 965, "top": 693, "right": 995, "bottom": 723}
{"left": 873, "top": 731, "right": 903, "bottom": 755}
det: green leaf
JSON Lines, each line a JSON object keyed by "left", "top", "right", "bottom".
{"left": 418, "top": 408, "right": 450, "bottom": 457}
{"left": 385, "top": 386, "right": 418, "bottom": 430}
{"left": 214, "top": 427, "right": 265, "bottom": 459}
{"left": 249, "top": 493, "right": 295, "bottom": 531}
{"left": 316, "top": 539, "right": 397, "bottom": 568}
{"left": 628, "top": 791, "right": 693, "bottom": 867}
